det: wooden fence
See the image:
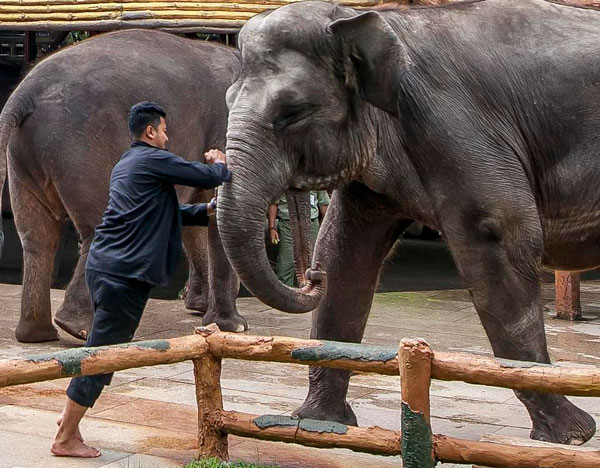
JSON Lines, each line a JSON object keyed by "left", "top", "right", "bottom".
{"left": 1, "top": 324, "right": 599, "bottom": 467}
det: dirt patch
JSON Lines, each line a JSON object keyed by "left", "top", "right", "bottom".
{"left": 0, "top": 385, "right": 64, "bottom": 398}
{"left": 139, "top": 435, "right": 197, "bottom": 451}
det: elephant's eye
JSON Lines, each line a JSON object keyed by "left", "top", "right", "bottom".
{"left": 273, "top": 103, "right": 318, "bottom": 130}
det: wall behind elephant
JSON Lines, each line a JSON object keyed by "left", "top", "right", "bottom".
{"left": 0, "top": 217, "right": 194, "bottom": 299}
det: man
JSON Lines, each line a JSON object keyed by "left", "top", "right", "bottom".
{"left": 51, "top": 101, "right": 231, "bottom": 458}
{"left": 268, "top": 191, "right": 329, "bottom": 287}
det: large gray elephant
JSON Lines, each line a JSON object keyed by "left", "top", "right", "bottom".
{"left": 218, "top": 0, "right": 600, "bottom": 445}
{"left": 0, "top": 30, "right": 246, "bottom": 342}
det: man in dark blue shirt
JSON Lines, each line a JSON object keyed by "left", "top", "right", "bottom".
{"left": 51, "top": 101, "right": 231, "bottom": 458}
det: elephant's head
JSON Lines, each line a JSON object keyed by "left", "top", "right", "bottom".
{"left": 218, "top": 1, "right": 408, "bottom": 312}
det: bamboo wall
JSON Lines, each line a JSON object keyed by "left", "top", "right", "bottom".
{"left": 0, "top": 1, "right": 597, "bottom": 33}
{"left": 0, "top": 0, "right": 386, "bottom": 33}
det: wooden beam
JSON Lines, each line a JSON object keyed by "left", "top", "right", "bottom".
{"left": 555, "top": 270, "right": 582, "bottom": 320}
{"left": 0, "top": 0, "right": 380, "bottom": 6}
{"left": 202, "top": 330, "right": 400, "bottom": 375}
{"left": 0, "top": 20, "right": 249, "bottom": 31}
{"left": 23, "top": 31, "right": 36, "bottom": 62}
{"left": 434, "top": 434, "right": 600, "bottom": 468}
{"left": 431, "top": 352, "right": 600, "bottom": 396}
{"left": 220, "top": 410, "right": 403, "bottom": 455}
{"left": 0, "top": 0, "right": 384, "bottom": 31}
{"left": 400, "top": 339, "right": 435, "bottom": 468}
{"left": 218, "top": 410, "right": 600, "bottom": 466}
{"left": 194, "top": 326, "right": 228, "bottom": 460}
{"left": 0, "top": 3, "right": 284, "bottom": 13}
{"left": 1, "top": 330, "right": 599, "bottom": 397}
{"left": 0, "top": 334, "right": 208, "bottom": 387}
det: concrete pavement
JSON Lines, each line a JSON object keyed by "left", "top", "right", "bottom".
{"left": 0, "top": 281, "right": 598, "bottom": 467}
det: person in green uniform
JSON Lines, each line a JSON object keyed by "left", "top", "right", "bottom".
{"left": 268, "top": 191, "right": 330, "bottom": 286}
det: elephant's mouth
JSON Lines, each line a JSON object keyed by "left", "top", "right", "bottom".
{"left": 290, "top": 160, "right": 369, "bottom": 190}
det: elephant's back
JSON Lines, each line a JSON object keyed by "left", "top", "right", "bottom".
{"left": 21, "top": 30, "right": 237, "bottom": 115}
{"left": 6, "top": 30, "right": 237, "bottom": 198}
{"left": 11, "top": 30, "right": 237, "bottom": 149}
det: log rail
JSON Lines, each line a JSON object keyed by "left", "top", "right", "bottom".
{"left": 0, "top": 326, "right": 598, "bottom": 467}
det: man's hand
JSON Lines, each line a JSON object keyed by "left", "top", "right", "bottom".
{"left": 205, "top": 149, "right": 227, "bottom": 165}
{"left": 207, "top": 197, "right": 217, "bottom": 216}
{"left": 269, "top": 227, "right": 279, "bottom": 244}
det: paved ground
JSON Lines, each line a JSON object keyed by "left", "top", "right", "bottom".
{"left": 0, "top": 279, "right": 599, "bottom": 468}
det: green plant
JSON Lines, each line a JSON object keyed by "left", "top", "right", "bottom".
{"left": 118, "top": 458, "right": 151, "bottom": 468}
{"left": 66, "top": 31, "right": 90, "bottom": 45}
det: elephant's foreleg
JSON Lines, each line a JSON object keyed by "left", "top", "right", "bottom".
{"left": 11, "top": 180, "right": 62, "bottom": 342}
{"left": 182, "top": 225, "right": 210, "bottom": 312}
{"left": 293, "top": 185, "right": 410, "bottom": 424}
{"left": 202, "top": 217, "right": 246, "bottom": 332}
{"left": 441, "top": 201, "right": 596, "bottom": 445}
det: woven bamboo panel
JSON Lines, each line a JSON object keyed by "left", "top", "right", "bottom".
{"left": 1, "top": 1, "right": 595, "bottom": 32}
{"left": 0, "top": 0, "right": 386, "bottom": 32}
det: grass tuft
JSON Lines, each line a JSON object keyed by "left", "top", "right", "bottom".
{"left": 182, "top": 458, "right": 279, "bottom": 468}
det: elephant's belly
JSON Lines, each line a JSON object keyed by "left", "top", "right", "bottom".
{"left": 541, "top": 215, "right": 600, "bottom": 271}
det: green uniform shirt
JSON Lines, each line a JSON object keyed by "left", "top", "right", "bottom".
{"left": 276, "top": 191, "right": 330, "bottom": 220}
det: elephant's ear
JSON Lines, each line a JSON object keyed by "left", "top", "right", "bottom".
{"left": 328, "top": 11, "right": 408, "bottom": 115}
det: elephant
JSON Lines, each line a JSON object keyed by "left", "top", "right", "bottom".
{"left": 0, "top": 29, "right": 246, "bottom": 343}
{"left": 218, "top": 0, "right": 600, "bottom": 445}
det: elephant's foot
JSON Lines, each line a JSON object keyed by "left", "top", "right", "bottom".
{"left": 15, "top": 319, "right": 59, "bottom": 343}
{"left": 202, "top": 308, "right": 248, "bottom": 333}
{"left": 529, "top": 397, "right": 596, "bottom": 445}
{"left": 292, "top": 398, "right": 357, "bottom": 426}
{"left": 184, "top": 290, "right": 209, "bottom": 314}
{"left": 54, "top": 304, "right": 93, "bottom": 341}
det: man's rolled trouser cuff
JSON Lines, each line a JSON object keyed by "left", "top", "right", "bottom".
{"left": 66, "top": 373, "right": 113, "bottom": 408}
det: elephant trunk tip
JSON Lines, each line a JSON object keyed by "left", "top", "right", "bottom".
{"left": 304, "top": 262, "right": 326, "bottom": 285}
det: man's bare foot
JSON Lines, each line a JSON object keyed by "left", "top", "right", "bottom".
{"left": 51, "top": 438, "right": 100, "bottom": 458}
{"left": 56, "top": 416, "right": 83, "bottom": 442}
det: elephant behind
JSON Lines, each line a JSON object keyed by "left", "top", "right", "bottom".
{"left": 0, "top": 29, "right": 245, "bottom": 343}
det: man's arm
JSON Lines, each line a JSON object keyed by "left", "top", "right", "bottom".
{"left": 144, "top": 149, "right": 231, "bottom": 189}
{"left": 268, "top": 204, "right": 279, "bottom": 244}
{"left": 319, "top": 203, "right": 328, "bottom": 219}
{"left": 317, "top": 190, "right": 330, "bottom": 221}
{"left": 180, "top": 203, "right": 210, "bottom": 226}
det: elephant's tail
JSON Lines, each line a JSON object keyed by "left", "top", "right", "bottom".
{"left": 0, "top": 89, "right": 35, "bottom": 255}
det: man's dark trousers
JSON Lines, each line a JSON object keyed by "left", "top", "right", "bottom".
{"left": 66, "top": 269, "right": 152, "bottom": 408}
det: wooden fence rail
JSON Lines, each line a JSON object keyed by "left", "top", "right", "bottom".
{"left": 1, "top": 325, "right": 599, "bottom": 467}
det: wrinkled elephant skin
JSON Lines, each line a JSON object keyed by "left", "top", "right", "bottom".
{"left": 0, "top": 30, "right": 246, "bottom": 342}
{"left": 219, "top": 0, "right": 600, "bottom": 446}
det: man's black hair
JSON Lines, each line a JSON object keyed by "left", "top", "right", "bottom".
{"left": 128, "top": 101, "right": 166, "bottom": 138}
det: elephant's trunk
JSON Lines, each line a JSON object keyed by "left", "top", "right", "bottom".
{"left": 217, "top": 138, "right": 326, "bottom": 313}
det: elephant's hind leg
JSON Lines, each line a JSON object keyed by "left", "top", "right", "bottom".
{"left": 441, "top": 195, "right": 595, "bottom": 445}
{"left": 182, "top": 225, "right": 210, "bottom": 313}
{"left": 10, "top": 174, "right": 63, "bottom": 342}
{"left": 54, "top": 232, "right": 94, "bottom": 340}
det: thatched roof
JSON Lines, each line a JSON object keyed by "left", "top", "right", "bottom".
{"left": 3, "top": 0, "right": 595, "bottom": 34}
{"left": 0, "top": 0, "right": 386, "bottom": 33}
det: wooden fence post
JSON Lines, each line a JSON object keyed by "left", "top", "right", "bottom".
{"left": 194, "top": 325, "right": 228, "bottom": 460}
{"left": 400, "top": 338, "right": 435, "bottom": 468}
{"left": 555, "top": 271, "right": 582, "bottom": 320}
